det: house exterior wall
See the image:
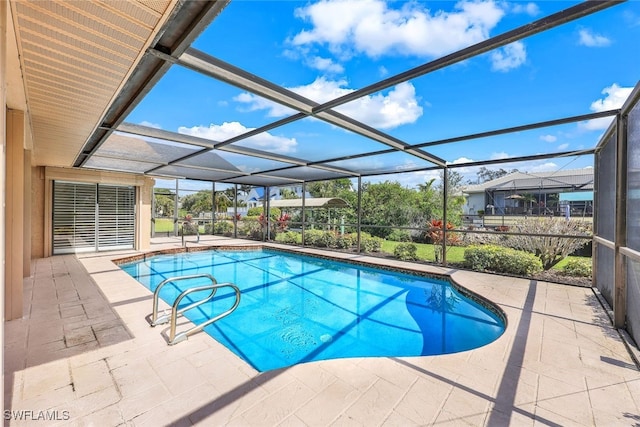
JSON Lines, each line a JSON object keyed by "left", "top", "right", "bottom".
{"left": 464, "top": 193, "right": 485, "bottom": 215}
{"left": 31, "top": 166, "right": 45, "bottom": 258}
{"left": 5, "top": 110, "right": 25, "bottom": 321}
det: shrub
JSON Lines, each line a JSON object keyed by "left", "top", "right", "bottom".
{"left": 505, "top": 218, "right": 592, "bottom": 270}
{"left": 181, "top": 221, "right": 198, "bottom": 235}
{"left": 394, "top": 243, "right": 418, "bottom": 261}
{"left": 302, "top": 230, "right": 339, "bottom": 247}
{"left": 303, "top": 229, "right": 325, "bottom": 246}
{"left": 561, "top": 258, "right": 592, "bottom": 277}
{"left": 211, "top": 221, "right": 233, "bottom": 235}
{"left": 317, "top": 231, "right": 337, "bottom": 248}
{"left": 387, "top": 229, "right": 412, "bottom": 242}
{"left": 464, "top": 245, "right": 542, "bottom": 276}
{"left": 275, "top": 231, "right": 302, "bottom": 245}
{"left": 240, "top": 219, "right": 264, "bottom": 239}
{"left": 335, "top": 234, "right": 356, "bottom": 249}
{"left": 247, "top": 206, "right": 281, "bottom": 219}
{"left": 361, "top": 235, "right": 382, "bottom": 252}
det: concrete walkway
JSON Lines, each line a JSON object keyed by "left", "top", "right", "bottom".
{"left": 5, "top": 236, "right": 640, "bottom": 426}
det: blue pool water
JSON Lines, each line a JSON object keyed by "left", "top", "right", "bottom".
{"left": 121, "top": 249, "right": 505, "bottom": 371}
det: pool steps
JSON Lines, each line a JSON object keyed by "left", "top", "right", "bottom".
{"left": 149, "top": 273, "right": 241, "bottom": 345}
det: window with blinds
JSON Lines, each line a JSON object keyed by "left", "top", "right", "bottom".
{"left": 52, "top": 181, "right": 135, "bottom": 254}
{"left": 98, "top": 185, "right": 135, "bottom": 250}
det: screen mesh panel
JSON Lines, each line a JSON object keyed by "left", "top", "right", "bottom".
{"left": 627, "top": 258, "right": 640, "bottom": 348}
{"left": 628, "top": 101, "right": 640, "bottom": 251}
{"left": 596, "top": 244, "right": 615, "bottom": 303}
{"left": 596, "top": 132, "right": 616, "bottom": 241}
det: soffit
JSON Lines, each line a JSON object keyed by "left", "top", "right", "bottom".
{"left": 10, "top": 0, "right": 176, "bottom": 167}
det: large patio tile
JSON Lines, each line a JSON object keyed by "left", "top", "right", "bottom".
{"left": 295, "top": 379, "right": 359, "bottom": 425}
{"left": 317, "top": 359, "right": 378, "bottom": 391}
{"left": 52, "top": 386, "right": 121, "bottom": 422}
{"left": 111, "top": 359, "right": 164, "bottom": 398}
{"left": 70, "top": 359, "right": 114, "bottom": 398}
{"left": 587, "top": 379, "right": 640, "bottom": 423}
{"left": 130, "top": 382, "right": 219, "bottom": 426}
{"left": 240, "top": 380, "right": 316, "bottom": 426}
{"left": 186, "top": 378, "right": 272, "bottom": 425}
{"left": 287, "top": 361, "right": 338, "bottom": 393}
{"left": 392, "top": 376, "right": 451, "bottom": 425}
{"left": 155, "top": 356, "right": 207, "bottom": 397}
{"left": 116, "top": 382, "right": 172, "bottom": 421}
{"left": 73, "top": 404, "right": 126, "bottom": 427}
{"left": 535, "top": 389, "right": 593, "bottom": 426}
{"left": 22, "top": 359, "right": 72, "bottom": 400}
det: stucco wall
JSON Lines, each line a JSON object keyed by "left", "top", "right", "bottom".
{"left": 31, "top": 166, "right": 45, "bottom": 259}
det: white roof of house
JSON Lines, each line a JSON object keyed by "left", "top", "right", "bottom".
{"left": 269, "top": 197, "right": 350, "bottom": 208}
{"left": 463, "top": 169, "right": 594, "bottom": 194}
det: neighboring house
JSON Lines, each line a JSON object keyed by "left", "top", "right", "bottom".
{"left": 235, "top": 185, "right": 308, "bottom": 213}
{"left": 462, "top": 169, "right": 594, "bottom": 217}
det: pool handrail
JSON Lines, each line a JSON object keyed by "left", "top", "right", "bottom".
{"left": 150, "top": 273, "right": 218, "bottom": 326}
{"left": 168, "top": 282, "right": 241, "bottom": 345}
{"left": 180, "top": 221, "right": 200, "bottom": 247}
{"left": 149, "top": 273, "right": 241, "bottom": 345}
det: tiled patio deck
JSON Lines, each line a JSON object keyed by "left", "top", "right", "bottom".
{"left": 5, "top": 236, "right": 640, "bottom": 426}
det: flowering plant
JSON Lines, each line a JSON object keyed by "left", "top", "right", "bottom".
{"left": 277, "top": 213, "right": 291, "bottom": 231}
{"left": 427, "top": 219, "right": 460, "bottom": 262}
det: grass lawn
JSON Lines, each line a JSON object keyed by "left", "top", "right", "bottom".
{"left": 380, "top": 240, "right": 588, "bottom": 271}
{"left": 154, "top": 218, "right": 175, "bottom": 233}
{"left": 380, "top": 240, "right": 466, "bottom": 263}
{"left": 154, "top": 218, "right": 210, "bottom": 234}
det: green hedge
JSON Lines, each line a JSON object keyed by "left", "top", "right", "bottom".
{"left": 360, "top": 232, "right": 382, "bottom": 252}
{"left": 247, "top": 206, "right": 282, "bottom": 218}
{"left": 275, "top": 231, "right": 302, "bottom": 245}
{"left": 464, "top": 245, "right": 542, "bottom": 276}
{"left": 205, "top": 221, "right": 233, "bottom": 235}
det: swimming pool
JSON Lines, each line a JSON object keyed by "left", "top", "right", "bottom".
{"left": 120, "top": 248, "right": 505, "bottom": 371}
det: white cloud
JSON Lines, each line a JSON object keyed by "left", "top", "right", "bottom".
{"left": 447, "top": 157, "right": 478, "bottom": 176}
{"left": 378, "top": 66, "right": 389, "bottom": 77}
{"left": 511, "top": 2, "right": 540, "bottom": 16}
{"left": 580, "top": 83, "right": 633, "bottom": 130}
{"left": 177, "top": 122, "right": 297, "bottom": 154}
{"left": 578, "top": 29, "right": 611, "bottom": 47}
{"left": 451, "top": 157, "right": 474, "bottom": 164}
{"left": 528, "top": 162, "right": 558, "bottom": 173}
{"left": 540, "top": 134, "right": 557, "bottom": 143}
{"left": 234, "top": 77, "right": 423, "bottom": 129}
{"left": 557, "top": 143, "right": 569, "bottom": 150}
{"left": 139, "top": 121, "right": 162, "bottom": 129}
{"left": 490, "top": 152, "right": 510, "bottom": 160}
{"left": 490, "top": 41, "right": 526, "bottom": 72}
{"left": 307, "top": 56, "right": 344, "bottom": 73}
{"left": 291, "top": 0, "right": 505, "bottom": 58}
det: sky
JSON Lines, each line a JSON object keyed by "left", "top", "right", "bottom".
{"left": 127, "top": 0, "right": 640, "bottom": 189}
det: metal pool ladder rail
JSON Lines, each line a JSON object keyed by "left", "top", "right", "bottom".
{"left": 149, "top": 273, "right": 241, "bottom": 345}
